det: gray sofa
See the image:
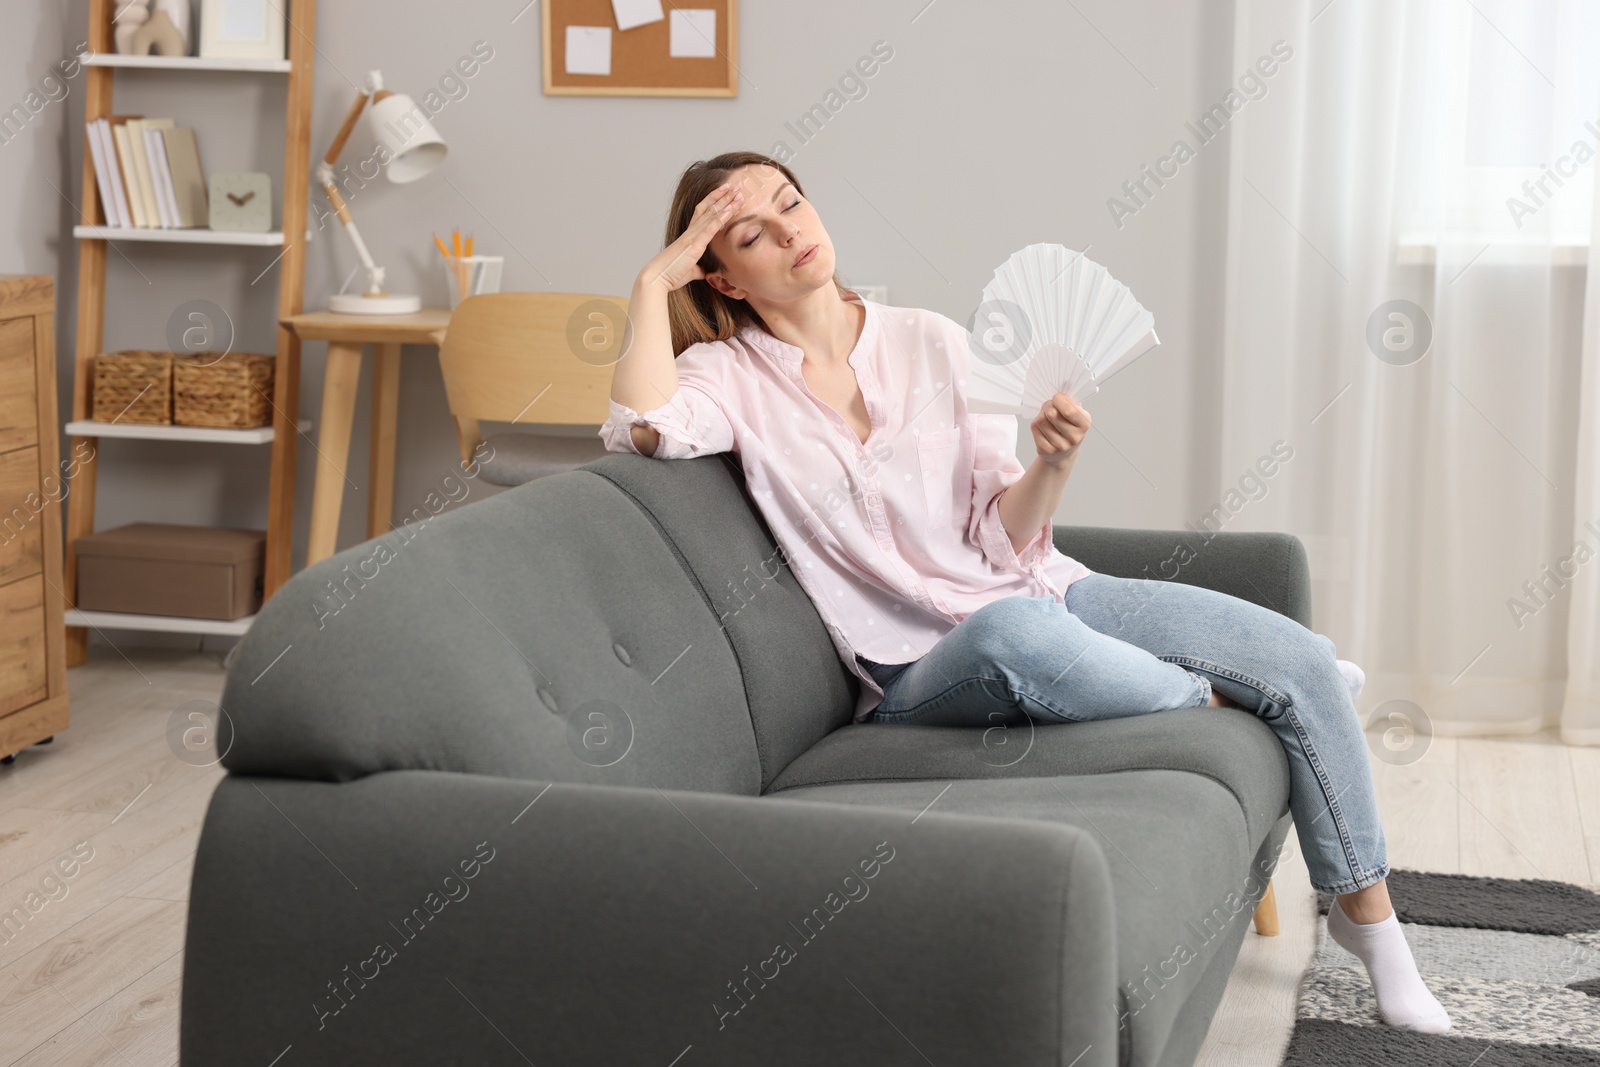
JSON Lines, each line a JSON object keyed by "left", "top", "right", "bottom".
{"left": 181, "top": 451, "right": 1304, "bottom": 1067}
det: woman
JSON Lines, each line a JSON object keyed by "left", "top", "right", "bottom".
{"left": 600, "top": 150, "right": 1450, "bottom": 1034}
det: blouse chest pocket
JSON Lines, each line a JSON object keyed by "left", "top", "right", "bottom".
{"left": 916, "top": 427, "right": 963, "bottom": 528}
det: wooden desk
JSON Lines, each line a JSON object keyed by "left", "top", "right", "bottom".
{"left": 280, "top": 308, "right": 451, "bottom": 567}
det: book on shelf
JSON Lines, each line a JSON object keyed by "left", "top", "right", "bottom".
{"left": 143, "top": 127, "right": 169, "bottom": 227}
{"left": 111, "top": 120, "right": 147, "bottom": 227}
{"left": 162, "top": 127, "right": 209, "bottom": 227}
{"left": 85, "top": 118, "right": 123, "bottom": 228}
{"left": 145, "top": 127, "right": 177, "bottom": 227}
{"left": 128, "top": 118, "right": 172, "bottom": 227}
{"left": 86, "top": 115, "right": 141, "bottom": 229}
{"left": 85, "top": 116, "right": 210, "bottom": 230}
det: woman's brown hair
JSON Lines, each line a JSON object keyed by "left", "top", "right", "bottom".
{"left": 664, "top": 150, "right": 855, "bottom": 356}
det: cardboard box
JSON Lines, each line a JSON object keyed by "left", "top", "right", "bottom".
{"left": 75, "top": 523, "right": 265, "bottom": 620}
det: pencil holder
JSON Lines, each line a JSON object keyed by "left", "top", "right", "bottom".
{"left": 442, "top": 255, "right": 504, "bottom": 309}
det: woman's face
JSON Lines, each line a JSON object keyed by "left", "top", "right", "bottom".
{"left": 704, "top": 163, "right": 835, "bottom": 307}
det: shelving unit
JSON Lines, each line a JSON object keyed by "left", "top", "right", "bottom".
{"left": 63, "top": 0, "right": 316, "bottom": 666}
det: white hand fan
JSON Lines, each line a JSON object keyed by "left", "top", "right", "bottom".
{"left": 964, "top": 243, "right": 1160, "bottom": 417}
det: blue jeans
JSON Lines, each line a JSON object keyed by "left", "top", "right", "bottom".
{"left": 858, "top": 573, "right": 1388, "bottom": 895}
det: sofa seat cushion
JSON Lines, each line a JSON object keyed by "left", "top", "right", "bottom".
{"left": 480, "top": 432, "right": 610, "bottom": 486}
{"left": 766, "top": 767, "right": 1274, "bottom": 1067}
{"left": 767, "top": 708, "right": 1291, "bottom": 1066}
{"left": 768, "top": 706, "right": 1289, "bottom": 850}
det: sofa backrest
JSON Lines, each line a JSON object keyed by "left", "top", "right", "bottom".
{"left": 218, "top": 452, "right": 855, "bottom": 794}
{"left": 585, "top": 453, "right": 861, "bottom": 786}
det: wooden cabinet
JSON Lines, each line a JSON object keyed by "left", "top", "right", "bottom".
{"left": 0, "top": 274, "right": 69, "bottom": 760}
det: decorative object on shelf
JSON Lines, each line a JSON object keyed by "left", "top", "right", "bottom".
{"left": 130, "top": 0, "right": 190, "bottom": 56}
{"left": 157, "top": 0, "right": 191, "bottom": 47}
{"left": 174, "top": 352, "right": 275, "bottom": 429}
{"left": 74, "top": 523, "right": 266, "bottom": 621}
{"left": 208, "top": 172, "right": 272, "bottom": 232}
{"left": 92, "top": 349, "right": 174, "bottom": 424}
{"left": 113, "top": 0, "right": 150, "bottom": 53}
{"left": 199, "top": 0, "right": 285, "bottom": 62}
{"left": 316, "top": 69, "right": 449, "bottom": 315}
{"left": 965, "top": 242, "right": 1162, "bottom": 417}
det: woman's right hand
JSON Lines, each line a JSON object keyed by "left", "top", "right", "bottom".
{"left": 639, "top": 182, "right": 746, "bottom": 294}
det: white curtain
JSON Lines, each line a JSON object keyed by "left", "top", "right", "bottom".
{"left": 1220, "top": 0, "right": 1600, "bottom": 743}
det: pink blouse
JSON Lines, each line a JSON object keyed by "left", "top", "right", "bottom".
{"left": 598, "top": 292, "right": 1092, "bottom": 722}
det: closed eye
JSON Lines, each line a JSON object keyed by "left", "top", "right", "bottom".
{"left": 741, "top": 200, "right": 802, "bottom": 248}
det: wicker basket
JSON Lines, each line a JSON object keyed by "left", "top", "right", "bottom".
{"left": 173, "top": 353, "right": 276, "bottom": 429}
{"left": 92, "top": 350, "right": 173, "bottom": 425}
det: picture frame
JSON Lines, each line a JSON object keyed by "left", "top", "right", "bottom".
{"left": 199, "top": 0, "right": 286, "bottom": 62}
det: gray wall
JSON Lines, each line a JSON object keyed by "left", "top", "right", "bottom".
{"left": 8, "top": 0, "right": 1232, "bottom": 650}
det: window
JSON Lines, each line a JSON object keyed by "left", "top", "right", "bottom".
{"left": 1397, "top": 0, "right": 1600, "bottom": 253}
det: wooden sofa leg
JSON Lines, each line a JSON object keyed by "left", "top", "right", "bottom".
{"left": 1252, "top": 881, "right": 1280, "bottom": 936}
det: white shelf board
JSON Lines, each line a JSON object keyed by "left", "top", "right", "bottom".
{"left": 66, "top": 418, "right": 311, "bottom": 444}
{"left": 84, "top": 53, "right": 291, "bottom": 73}
{"left": 65, "top": 607, "right": 256, "bottom": 637}
{"left": 73, "top": 225, "right": 285, "bottom": 246}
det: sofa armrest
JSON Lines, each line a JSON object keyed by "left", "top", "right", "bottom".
{"left": 1051, "top": 524, "right": 1313, "bottom": 628}
{"left": 184, "top": 770, "right": 1119, "bottom": 1066}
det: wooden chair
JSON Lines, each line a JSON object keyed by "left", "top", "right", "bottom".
{"left": 435, "top": 292, "right": 626, "bottom": 486}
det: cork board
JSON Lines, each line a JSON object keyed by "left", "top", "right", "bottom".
{"left": 542, "top": 0, "right": 738, "bottom": 97}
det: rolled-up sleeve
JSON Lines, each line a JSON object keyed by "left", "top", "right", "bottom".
{"left": 967, "top": 412, "right": 1053, "bottom": 572}
{"left": 598, "top": 381, "right": 734, "bottom": 459}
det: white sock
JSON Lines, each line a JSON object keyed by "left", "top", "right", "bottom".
{"left": 1336, "top": 659, "right": 1365, "bottom": 701}
{"left": 1326, "top": 898, "right": 1451, "bottom": 1033}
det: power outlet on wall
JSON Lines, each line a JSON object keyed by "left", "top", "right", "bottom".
{"left": 850, "top": 283, "right": 888, "bottom": 304}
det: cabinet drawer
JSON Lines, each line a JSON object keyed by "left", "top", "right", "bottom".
{"left": 0, "top": 317, "right": 37, "bottom": 454}
{"left": 0, "top": 574, "right": 46, "bottom": 717}
{"left": 0, "top": 446, "right": 43, "bottom": 586}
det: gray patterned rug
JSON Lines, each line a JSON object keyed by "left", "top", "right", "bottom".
{"left": 1280, "top": 868, "right": 1600, "bottom": 1065}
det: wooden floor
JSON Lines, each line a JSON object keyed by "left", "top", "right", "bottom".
{"left": 1, "top": 647, "right": 1596, "bottom": 1066}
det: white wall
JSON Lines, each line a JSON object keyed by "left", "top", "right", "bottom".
{"left": 1, "top": 3, "right": 75, "bottom": 279}
{"left": 12, "top": 0, "right": 1237, "bottom": 649}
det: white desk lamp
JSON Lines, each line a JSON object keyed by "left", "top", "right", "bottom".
{"left": 316, "top": 69, "right": 447, "bottom": 315}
